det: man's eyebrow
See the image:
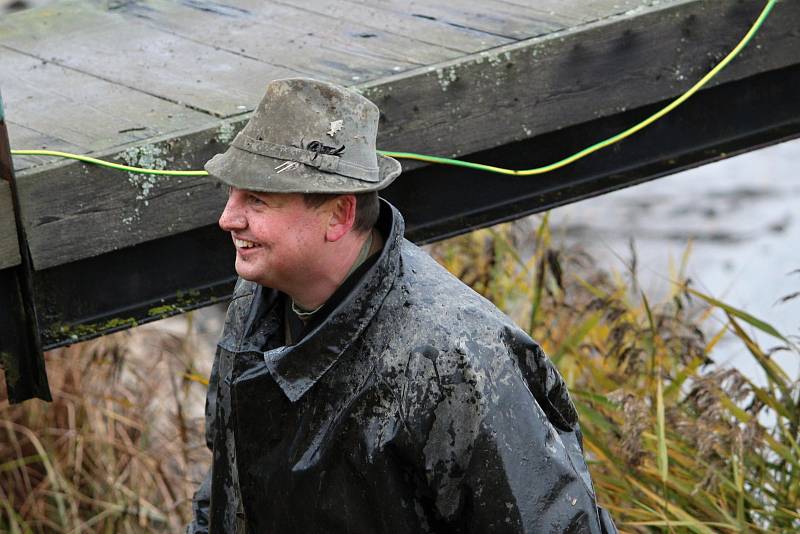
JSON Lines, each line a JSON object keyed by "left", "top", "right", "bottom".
{"left": 250, "top": 191, "right": 287, "bottom": 207}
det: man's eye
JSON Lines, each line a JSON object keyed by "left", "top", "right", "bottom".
{"left": 248, "top": 195, "right": 265, "bottom": 205}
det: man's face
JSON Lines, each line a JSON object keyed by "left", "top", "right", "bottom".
{"left": 218, "top": 187, "right": 329, "bottom": 290}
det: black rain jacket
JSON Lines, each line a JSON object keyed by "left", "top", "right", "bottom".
{"left": 188, "top": 201, "right": 617, "bottom": 533}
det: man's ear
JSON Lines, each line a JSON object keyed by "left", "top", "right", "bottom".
{"left": 325, "top": 194, "right": 357, "bottom": 242}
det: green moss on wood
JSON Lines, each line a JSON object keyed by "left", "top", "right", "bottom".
{"left": 44, "top": 317, "right": 139, "bottom": 341}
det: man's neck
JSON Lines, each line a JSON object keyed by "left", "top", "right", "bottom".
{"left": 288, "top": 228, "right": 378, "bottom": 311}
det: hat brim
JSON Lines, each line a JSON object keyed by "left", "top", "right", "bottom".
{"left": 204, "top": 145, "right": 401, "bottom": 194}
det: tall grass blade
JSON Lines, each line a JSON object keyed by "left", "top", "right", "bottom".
{"left": 728, "top": 315, "right": 792, "bottom": 398}
{"left": 656, "top": 378, "right": 668, "bottom": 486}
{"left": 687, "top": 287, "right": 789, "bottom": 343}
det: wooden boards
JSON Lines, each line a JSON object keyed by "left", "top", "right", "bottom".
{"left": 0, "top": 181, "right": 20, "bottom": 269}
{"left": 0, "top": 1, "right": 291, "bottom": 119}
{"left": 359, "top": 0, "right": 800, "bottom": 163}
{"left": 1, "top": 47, "right": 217, "bottom": 172}
{"left": 2, "top": 0, "right": 799, "bottom": 270}
{"left": 0, "top": 0, "right": 642, "bottom": 172}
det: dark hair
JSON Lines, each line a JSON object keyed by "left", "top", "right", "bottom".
{"left": 302, "top": 191, "right": 380, "bottom": 234}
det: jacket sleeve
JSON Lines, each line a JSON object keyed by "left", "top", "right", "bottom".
{"left": 186, "top": 469, "right": 212, "bottom": 534}
{"left": 186, "top": 346, "right": 221, "bottom": 534}
{"left": 186, "top": 278, "right": 256, "bottom": 533}
{"left": 412, "top": 329, "right": 617, "bottom": 533}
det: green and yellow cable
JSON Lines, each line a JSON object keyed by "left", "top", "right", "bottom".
{"left": 8, "top": 149, "right": 209, "bottom": 176}
{"left": 10, "top": 0, "right": 778, "bottom": 177}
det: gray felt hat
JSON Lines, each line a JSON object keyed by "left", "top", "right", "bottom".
{"left": 205, "top": 78, "right": 401, "bottom": 193}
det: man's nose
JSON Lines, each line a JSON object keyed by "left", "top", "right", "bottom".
{"left": 219, "top": 190, "right": 247, "bottom": 231}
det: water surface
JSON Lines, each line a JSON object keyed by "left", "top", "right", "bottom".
{"left": 546, "top": 139, "right": 800, "bottom": 383}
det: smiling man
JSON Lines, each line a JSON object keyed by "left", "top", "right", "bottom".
{"left": 221, "top": 190, "right": 380, "bottom": 314}
{"left": 188, "top": 77, "right": 616, "bottom": 533}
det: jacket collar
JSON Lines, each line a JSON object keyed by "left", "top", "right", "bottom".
{"left": 262, "top": 199, "right": 404, "bottom": 402}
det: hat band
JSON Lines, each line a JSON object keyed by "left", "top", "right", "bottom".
{"left": 232, "top": 133, "right": 380, "bottom": 183}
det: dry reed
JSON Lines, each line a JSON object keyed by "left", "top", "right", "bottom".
{"left": 2, "top": 217, "right": 798, "bottom": 532}
{"left": 1, "top": 316, "right": 213, "bottom": 532}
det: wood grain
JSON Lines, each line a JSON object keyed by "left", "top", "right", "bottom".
{"left": 266, "top": 0, "right": 515, "bottom": 53}
{"left": 0, "top": 182, "right": 20, "bottom": 269}
{"left": 16, "top": 120, "right": 240, "bottom": 270}
{"left": 351, "top": 0, "right": 570, "bottom": 40}
{"left": 0, "top": 47, "right": 218, "bottom": 172}
{"left": 135, "top": 0, "right": 458, "bottom": 68}
{"left": 0, "top": 1, "right": 298, "bottom": 118}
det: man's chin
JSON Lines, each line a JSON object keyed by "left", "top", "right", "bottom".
{"left": 234, "top": 261, "right": 264, "bottom": 285}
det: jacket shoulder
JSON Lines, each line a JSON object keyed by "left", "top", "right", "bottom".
{"left": 379, "top": 241, "right": 579, "bottom": 433}
{"left": 374, "top": 243, "right": 586, "bottom": 521}
{"left": 399, "top": 241, "right": 513, "bottom": 324}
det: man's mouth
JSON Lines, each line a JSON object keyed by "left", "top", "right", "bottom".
{"left": 234, "top": 238, "right": 260, "bottom": 249}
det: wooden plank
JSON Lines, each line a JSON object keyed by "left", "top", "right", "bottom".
{"left": 265, "top": 0, "right": 515, "bottom": 53}
{"left": 113, "top": 0, "right": 459, "bottom": 84}
{"left": 10, "top": 0, "right": 800, "bottom": 271}
{"left": 0, "top": 47, "right": 217, "bottom": 172}
{"left": 155, "top": 0, "right": 455, "bottom": 64}
{"left": 0, "top": 1, "right": 299, "bottom": 118}
{"left": 0, "top": 182, "right": 20, "bottom": 269}
{"left": 5, "top": 121, "right": 85, "bottom": 173}
{"left": 0, "top": 0, "right": 465, "bottom": 120}
{"left": 351, "top": 0, "right": 584, "bottom": 40}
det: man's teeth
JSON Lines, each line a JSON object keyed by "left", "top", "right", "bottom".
{"left": 234, "top": 238, "right": 257, "bottom": 248}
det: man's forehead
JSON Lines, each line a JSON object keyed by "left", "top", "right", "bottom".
{"left": 229, "top": 186, "right": 295, "bottom": 205}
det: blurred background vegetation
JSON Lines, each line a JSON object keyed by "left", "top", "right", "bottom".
{"left": 2, "top": 215, "right": 799, "bottom": 532}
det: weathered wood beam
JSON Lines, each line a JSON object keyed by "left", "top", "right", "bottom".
{"left": 1, "top": 90, "right": 21, "bottom": 269}
{"left": 360, "top": 0, "right": 800, "bottom": 162}
{"left": 1, "top": 91, "right": 50, "bottom": 403}
{"left": 17, "top": 130, "right": 232, "bottom": 270}
{"left": 0, "top": 183, "right": 20, "bottom": 270}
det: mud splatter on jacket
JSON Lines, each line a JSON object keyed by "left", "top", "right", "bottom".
{"left": 188, "top": 201, "right": 617, "bottom": 533}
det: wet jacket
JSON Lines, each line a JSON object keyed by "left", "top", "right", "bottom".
{"left": 188, "top": 201, "right": 617, "bottom": 533}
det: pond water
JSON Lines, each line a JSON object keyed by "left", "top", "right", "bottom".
{"left": 545, "top": 138, "right": 800, "bottom": 384}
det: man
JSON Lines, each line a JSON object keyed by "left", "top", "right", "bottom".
{"left": 189, "top": 77, "right": 617, "bottom": 533}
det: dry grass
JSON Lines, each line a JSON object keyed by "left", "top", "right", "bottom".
{"left": 0, "top": 316, "right": 214, "bottom": 533}
{"left": 2, "top": 217, "right": 798, "bottom": 532}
